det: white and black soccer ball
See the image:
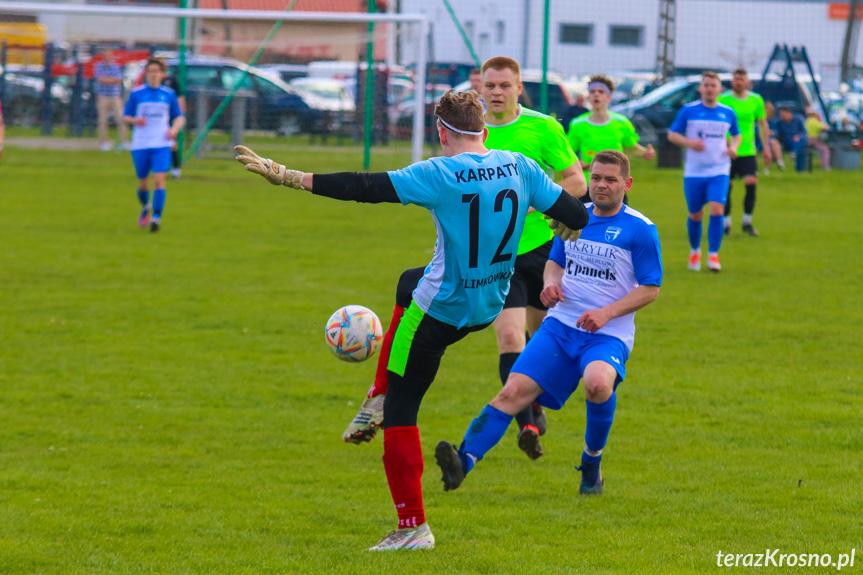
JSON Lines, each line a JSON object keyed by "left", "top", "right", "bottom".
{"left": 324, "top": 305, "right": 383, "bottom": 363}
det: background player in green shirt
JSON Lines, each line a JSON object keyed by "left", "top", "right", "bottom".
{"left": 718, "top": 68, "right": 770, "bottom": 236}
{"left": 567, "top": 75, "right": 655, "bottom": 203}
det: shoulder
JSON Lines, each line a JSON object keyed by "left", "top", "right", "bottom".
{"left": 609, "top": 112, "right": 634, "bottom": 125}
{"left": 518, "top": 106, "right": 552, "bottom": 121}
{"left": 158, "top": 85, "right": 178, "bottom": 97}
{"left": 570, "top": 113, "right": 591, "bottom": 127}
{"left": 621, "top": 205, "right": 657, "bottom": 228}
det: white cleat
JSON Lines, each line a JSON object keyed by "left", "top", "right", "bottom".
{"left": 367, "top": 523, "right": 435, "bottom": 551}
{"left": 342, "top": 395, "right": 385, "bottom": 444}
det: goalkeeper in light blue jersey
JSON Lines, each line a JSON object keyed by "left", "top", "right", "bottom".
{"left": 235, "top": 90, "right": 589, "bottom": 551}
{"left": 435, "top": 150, "right": 662, "bottom": 497}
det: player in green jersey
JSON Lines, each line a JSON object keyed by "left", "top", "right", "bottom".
{"left": 567, "top": 75, "right": 654, "bottom": 203}
{"left": 480, "top": 56, "right": 586, "bottom": 459}
{"left": 718, "top": 68, "right": 770, "bottom": 236}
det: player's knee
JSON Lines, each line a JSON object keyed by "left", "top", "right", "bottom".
{"left": 491, "top": 379, "right": 531, "bottom": 414}
{"left": 495, "top": 324, "right": 526, "bottom": 352}
{"left": 583, "top": 377, "right": 614, "bottom": 402}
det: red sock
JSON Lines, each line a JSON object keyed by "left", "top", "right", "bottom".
{"left": 368, "top": 304, "right": 404, "bottom": 399}
{"left": 382, "top": 426, "right": 425, "bottom": 529}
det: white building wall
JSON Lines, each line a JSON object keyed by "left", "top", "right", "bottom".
{"left": 401, "top": 0, "right": 863, "bottom": 83}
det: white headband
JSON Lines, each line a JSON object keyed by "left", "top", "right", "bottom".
{"left": 439, "top": 117, "right": 484, "bottom": 136}
{"left": 588, "top": 82, "right": 611, "bottom": 94}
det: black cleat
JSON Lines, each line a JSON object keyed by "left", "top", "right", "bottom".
{"left": 532, "top": 402, "right": 547, "bottom": 436}
{"left": 434, "top": 441, "right": 465, "bottom": 492}
{"left": 150, "top": 219, "right": 161, "bottom": 233}
{"left": 576, "top": 460, "right": 603, "bottom": 495}
{"left": 723, "top": 225, "right": 731, "bottom": 236}
{"left": 517, "top": 425, "right": 544, "bottom": 460}
{"left": 742, "top": 223, "right": 759, "bottom": 237}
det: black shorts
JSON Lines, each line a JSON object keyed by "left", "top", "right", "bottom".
{"left": 503, "top": 240, "right": 552, "bottom": 310}
{"left": 730, "top": 155, "right": 758, "bottom": 179}
{"left": 384, "top": 303, "right": 490, "bottom": 428}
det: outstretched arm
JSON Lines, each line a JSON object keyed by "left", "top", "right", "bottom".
{"left": 235, "top": 145, "right": 400, "bottom": 203}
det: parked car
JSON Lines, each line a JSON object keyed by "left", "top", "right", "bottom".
{"left": 257, "top": 63, "right": 309, "bottom": 84}
{"left": 611, "top": 73, "right": 821, "bottom": 145}
{"left": 0, "top": 64, "right": 71, "bottom": 126}
{"left": 290, "top": 77, "right": 355, "bottom": 113}
{"left": 132, "top": 55, "right": 320, "bottom": 135}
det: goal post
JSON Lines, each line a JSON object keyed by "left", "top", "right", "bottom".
{"left": 0, "top": 1, "right": 430, "bottom": 164}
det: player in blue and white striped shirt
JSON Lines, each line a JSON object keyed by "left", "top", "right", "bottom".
{"left": 435, "top": 150, "right": 662, "bottom": 496}
{"left": 122, "top": 58, "right": 184, "bottom": 232}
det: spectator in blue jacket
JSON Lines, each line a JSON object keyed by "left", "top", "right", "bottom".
{"left": 776, "top": 107, "right": 808, "bottom": 172}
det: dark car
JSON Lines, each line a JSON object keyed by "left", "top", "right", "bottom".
{"left": 611, "top": 73, "right": 820, "bottom": 145}
{"left": 141, "top": 55, "right": 315, "bottom": 135}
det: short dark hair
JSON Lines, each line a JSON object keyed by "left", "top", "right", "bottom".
{"left": 434, "top": 89, "right": 485, "bottom": 138}
{"left": 145, "top": 58, "right": 166, "bottom": 72}
{"left": 469, "top": 68, "right": 481, "bottom": 76}
{"left": 591, "top": 149, "right": 631, "bottom": 179}
{"left": 701, "top": 71, "right": 721, "bottom": 82}
{"left": 733, "top": 67, "right": 748, "bottom": 77}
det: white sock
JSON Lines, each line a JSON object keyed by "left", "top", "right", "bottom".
{"left": 742, "top": 213, "right": 752, "bottom": 225}
{"left": 724, "top": 215, "right": 732, "bottom": 228}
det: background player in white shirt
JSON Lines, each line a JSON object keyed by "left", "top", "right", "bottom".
{"left": 435, "top": 150, "right": 662, "bottom": 496}
{"left": 123, "top": 58, "right": 185, "bottom": 232}
{"left": 668, "top": 72, "right": 740, "bottom": 272}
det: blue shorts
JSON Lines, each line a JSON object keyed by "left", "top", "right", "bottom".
{"left": 131, "top": 147, "right": 172, "bottom": 179}
{"left": 683, "top": 175, "right": 729, "bottom": 213}
{"left": 511, "top": 316, "right": 629, "bottom": 410}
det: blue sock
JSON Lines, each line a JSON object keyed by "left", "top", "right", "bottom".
{"left": 584, "top": 392, "right": 617, "bottom": 460}
{"left": 459, "top": 404, "right": 513, "bottom": 475}
{"left": 152, "top": 189, "right": 166, "bottom": 218}
{"left": 137, "top": 190, "right": 150, "bottom": 208}
{"left": 687, "top": 217, "right": 702, "bottom": 251}
{"left": 708, "top": 214, "right": 724, "bottom": 253}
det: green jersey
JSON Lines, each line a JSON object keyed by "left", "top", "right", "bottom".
{"left": 567, "top": 112, "right": 640, "bottom": 176}
{"left": 718, "top": 91, "right": 765, "bottom": 157}
{"left": 485, "top": 106, "right": 577, "bottom": 254}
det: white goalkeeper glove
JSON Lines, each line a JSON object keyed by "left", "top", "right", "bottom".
{"left": 547, "top": 217, "right": 582, "bottom": 242}
{"left": 234, "top": 145, "right": 305, "bottom": 189}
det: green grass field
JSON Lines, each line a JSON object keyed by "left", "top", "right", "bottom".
{"left": 1, "top": 135, "right": 861, "bottom": 574}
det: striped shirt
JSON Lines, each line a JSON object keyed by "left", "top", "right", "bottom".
{"left": 95, "top": 63, "right": 124, "bottom": 98}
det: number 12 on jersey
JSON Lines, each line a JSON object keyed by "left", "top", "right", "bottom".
{"left": 462, "top": 189, "right": 519, "bottom": 269}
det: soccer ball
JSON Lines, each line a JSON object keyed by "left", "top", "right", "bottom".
{"left": 324, "top": 305, "right": 383, "bottom": 363}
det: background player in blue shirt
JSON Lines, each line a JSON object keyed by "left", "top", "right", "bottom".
{"left": 123, "top": 58, "right": 185, "bottom": 232}
{"left": 435, "top": 150, "right": 661, "bottom": 497}
{"left": 234, "top": 90, "right": 589, "bottom": 551}
{"left": 668, "top": 71, "right": 740, "bottom": 272}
